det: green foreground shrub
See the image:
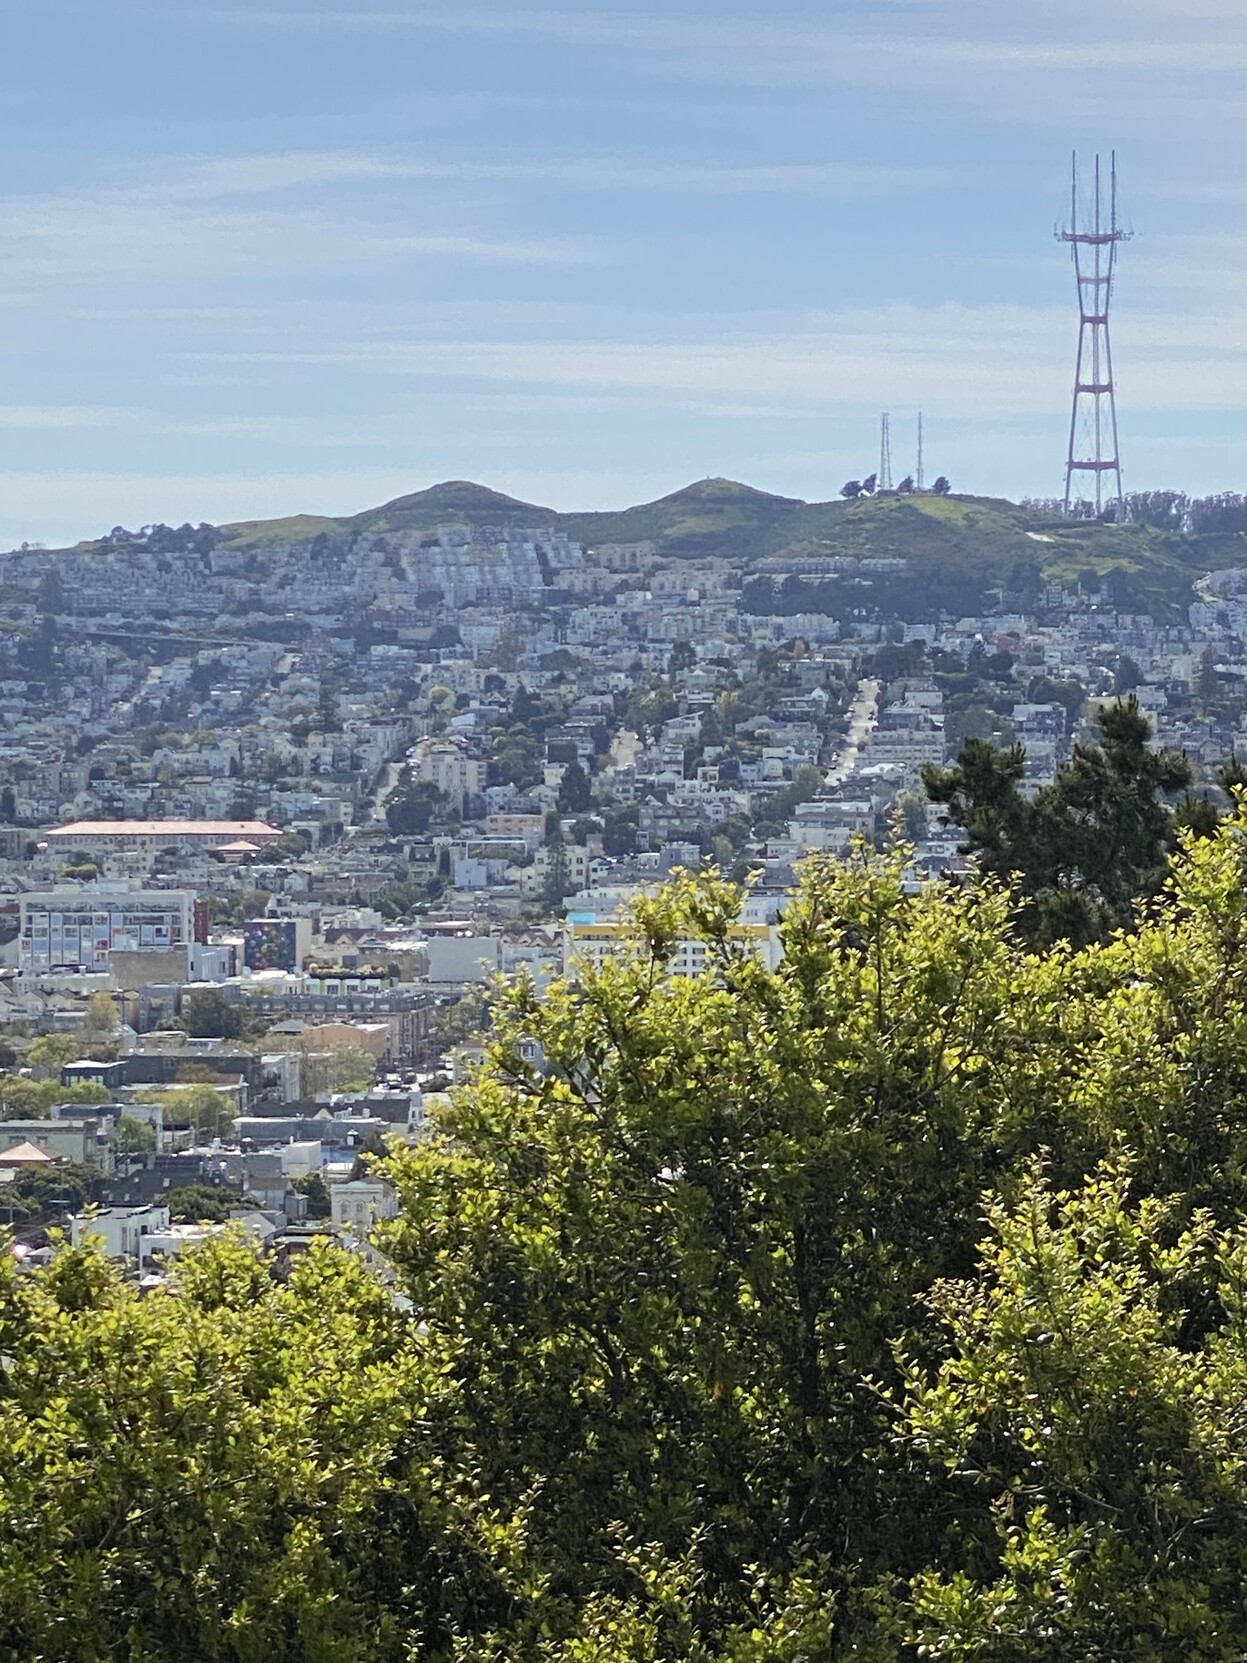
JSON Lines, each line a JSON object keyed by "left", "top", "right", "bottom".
{"left": 10, "top": 819, "right": 1247, "bottom": 1658}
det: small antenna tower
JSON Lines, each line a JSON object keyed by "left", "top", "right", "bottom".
{"left": 1059, "top": 151, "right": 1130, "bottom": 516}
{"left": 916, "top": 411, "right": 924, "bottom": 490}
{"left": 879, "top": 412, "right": 892, "bottom": 490}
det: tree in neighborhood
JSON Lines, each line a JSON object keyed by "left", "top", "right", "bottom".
{"left": 555, "top": 759, "right": 592, "bottom": 815}
{"left": 114, "top": 1115, "right": 156, "bottom": 1154}
{"left": 541, "top": 843, "right": 572, "bottom": 911}
{"left": 162, "top": 1184, "right": 235, "bottom": 1223}
{"left": 482, "top": 621, "right": 523, "bottom": 672}
{"left": 182, "top": 1086, "right": 236, "bottom": 1140}
{"left": 139, "top": 1085, "right": 235, "bottom": 1141}
{"left": 386, "top": 779, "right": 453, "bottom": 837}
{"left": 0, "top": 1159, "right": 101, "bottom": 1227}
{"left": 0, "top": 1076, "right": 109, "bottom": 1121}
{"left": 924, "top": 696, "right": 1192, "bottom": 945}
{"left": 301, "top": 1045, "right": 377, "bottom": 1097}
{"left": 426, "top": 986, "right": 491, "bottom": 1056}
{"left": 25, "top": 1033, "right": 80, "bottom": 1076}
{"left": 181, "top": 988, "right": 244, "bottom": 1041}
{"left": 601, "top": 803, "right": 640, "bottom": 856}
{"left": 667, "top": 640, "right": 696, "bottom": 678}
{"left": 293, "top": 1170, "right": 331, "bottom": 1218}
{"left": 1114, "top": 650, "right": 1143, "bottom": 693}
{"left": 1197, "top": 643, "right": 1221, "bottom": 712}
{"left": 82, "top": 991, "right": 119, "bottom": 1041}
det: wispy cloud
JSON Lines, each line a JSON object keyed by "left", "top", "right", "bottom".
{"left": 88, "top": 4, "right": 1247, "bottom": 80}
{"left": 161, "top": 149, "right": 969, "bottom": 200}
{"left": 164, "top": 295, "right": 1247, "bottom": 420}
{"left": 0, "top": 140, "right": 963, "bottom": 302}
{"left": 0, "top": 405, "right": 134, "bottom": 429}
{"left": 0, "top": 192, "right": 591, "bottom": 289}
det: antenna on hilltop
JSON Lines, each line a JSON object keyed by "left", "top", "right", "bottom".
{"left": 916, "top": 412, "right": 924, "bottom": 491}
{"left": 1058, "top": 150, "right": 1130, "bottom": 516}
{"left": 879, "top": 412, "right": 892, "bottom": 491}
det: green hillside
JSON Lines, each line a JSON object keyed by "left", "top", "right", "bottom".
{"left": 348, "top": 480, "right": 556, "bottom": 538}
{"left": 210, "top": 481, "right": 555, "bottom": 550}
{"left": 761, "top": 492, "right": 1214, "bottom": 621}
{"left": 64, "top": 474, "right": 1247, "bottom": 620}
{"left": 556, "top": 476, "right": 806, "bottom": 557}
{"left": 217, "top": 512, "right": 340, "bottom": 548}
{"left": 553, "top": 481, "right": 1237, "bottom": 619}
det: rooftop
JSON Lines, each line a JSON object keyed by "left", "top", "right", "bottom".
{"left": 0, "top": 1141, "right": 58, "bottom": 1166}
{"left": 46, "top": 819, "right": 282, "bottom": 840}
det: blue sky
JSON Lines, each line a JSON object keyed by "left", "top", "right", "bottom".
{"left": 2, "top": 0, "right": 1245, "bottom": 544}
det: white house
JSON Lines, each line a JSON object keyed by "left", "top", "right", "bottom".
{"left": 72, "top": 1204, "right": 171, "bottom": 1264}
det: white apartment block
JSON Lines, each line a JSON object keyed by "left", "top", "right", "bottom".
{"left": 564, "top": 920, "right": 783, "bottom": 979}
{"left": 331, "top": 1178, "right": 399, "bottom": 1234}
{"left": 71, "top": 1205, "right": 171, "bottom": 1264}
{"left": 20, "top": 885, "right": 195, "bottom": 975}
{"left": 412, "top": 743, "right": 487, "bottom": 800}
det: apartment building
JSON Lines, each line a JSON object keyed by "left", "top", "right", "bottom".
{"left": 411, "top": 743, "right": 487, "bottom": 800}
{"left": 44, "top": 818, "right": 282, "bottom": 859}
{"left": 19, "top": 885, "right": 195, "bottom": 975}
{"left": 564, "top": 919, "right": 783, "bottom": 978}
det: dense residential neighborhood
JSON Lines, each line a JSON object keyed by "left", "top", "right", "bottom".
{"left": 2, "top": 479, "right": 1247, "bottom": 1266}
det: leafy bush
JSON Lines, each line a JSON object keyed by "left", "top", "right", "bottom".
{"left": 14, "top": 823, "right": 1247, "bottom": 1655}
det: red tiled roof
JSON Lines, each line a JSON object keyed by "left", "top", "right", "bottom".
{"left": 0, "top": 1141, "right": 57, "bottom": 1165}
{"left": 47, "top": 820, "right": 281, "bottom": 840}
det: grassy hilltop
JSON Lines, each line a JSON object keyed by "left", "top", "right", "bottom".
{"left": 68, "top": 475, "right": 1244, "bottom": 621}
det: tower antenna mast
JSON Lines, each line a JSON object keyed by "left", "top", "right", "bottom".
{"left": 1059, "top": 150, "right": 1129, "bottom": 516}
{"left": 916, "top": 411, "right": 924, "bottom": 490}
{"left": 879, "top": 412, "right": 892, "bottom": 490}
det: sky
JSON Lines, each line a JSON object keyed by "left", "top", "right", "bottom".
{"left": 1, "top": 0, "right": 1246, "bottom": 545}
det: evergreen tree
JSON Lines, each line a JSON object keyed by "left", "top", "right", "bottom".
{"left": 555, "top": 759, "right": 591, "bottom": 815}
{"left": 925, "top": 696, "right": 1191, "bottom": 945}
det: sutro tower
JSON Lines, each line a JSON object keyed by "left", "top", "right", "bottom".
{"left": 1059, "top": 151, "right": 1130, "bottom": 516}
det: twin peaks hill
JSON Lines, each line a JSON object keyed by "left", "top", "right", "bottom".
{"left": 83, "top": 476, "right": 1245, "bottom": 621}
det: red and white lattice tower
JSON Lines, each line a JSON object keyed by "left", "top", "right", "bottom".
{"left": 1059, "top": 151, "right": 1130, "bottom": 516}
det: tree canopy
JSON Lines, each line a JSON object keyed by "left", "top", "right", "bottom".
{"left": 25, "top": 1033, "right": 80, "bottom": 1076}
{"left": 924, "top": 695, "right": 1194, "bottom": 945}
{"left": 14, "top": 823, "right": 1247, "bottom": 1656}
